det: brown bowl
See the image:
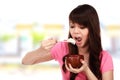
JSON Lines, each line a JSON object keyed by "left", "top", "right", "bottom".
{"left": 65, "top": 55, "right": 84, "bottom": 68}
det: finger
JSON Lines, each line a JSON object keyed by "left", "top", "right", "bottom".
{"left": 65, "top": 60, "right": 70, "bottom": 71}
{"left": 80, "top": 59, "right": 85, "bottom": 64}
{"left": 48, "top": 37, "right": 57, "bottom": 42}
{"left": 68, "top": 64, "right": 81, "bottom": 73}
{"left": 44, "top": 45, "right": 53, "bottom": 50}
{"left": 69, "top": 63, "right": 74, "bottom": 69}
{"left": 48, "top": 39, "right": 57, "bottom": 44}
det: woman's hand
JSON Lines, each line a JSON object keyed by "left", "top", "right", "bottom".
{"left": 65, "top": 59, "right": 98, "bottom": 80}
{"left": 40, "top": 38, "right": 57, "bottom": 52}
{"left": 65, "top": 59, "right": 89, "bottom": 74}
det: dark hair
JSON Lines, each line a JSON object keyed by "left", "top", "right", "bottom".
{"left": 62, "top": 4, "right": 102, "bottom": 80}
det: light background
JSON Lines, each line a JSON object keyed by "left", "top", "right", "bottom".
{"left": 0, "top": 0, "right": 120, "bottom": 80}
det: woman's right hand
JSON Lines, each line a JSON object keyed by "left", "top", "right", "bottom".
{"left": 40, "top": 38, "right": 57, "bottom": 52}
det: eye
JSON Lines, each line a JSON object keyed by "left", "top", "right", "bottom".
{"left": 79, "top": 25, "right": 86, "bottom": 29}
{"left": 70, "top": 25, "right": 74, "bottom": 28}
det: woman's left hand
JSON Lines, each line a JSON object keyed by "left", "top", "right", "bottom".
{"left": 65, "top": 59, "right": 89, "bottom": 74}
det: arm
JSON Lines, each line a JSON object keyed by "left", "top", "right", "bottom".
{"left": 83, "top": 68, "right": 113, "bottom": 80}
{"left": 102, "top": 70, "right": 113, "bottom": 80}
{"left": 22, "top": 38, "right": 57, "bottom": 65}
{"left": 101, "top": 51, "right": 114, "bottom": 80}
{"left": 84, "top": 66, "right": 98, "bottom": 80}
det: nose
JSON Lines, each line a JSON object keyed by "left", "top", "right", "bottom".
{"left": 74, "top": 27, "right": 80, "bottom": 33}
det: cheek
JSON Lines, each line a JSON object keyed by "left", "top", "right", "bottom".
{"left": 69, "top": 30, "right": 73, "bottom": 35}
{"left": 85, "top": 31, "right": 89, "bottom": 37}
{"left": 83, "top": 30, "right": 89, "bottom": 39}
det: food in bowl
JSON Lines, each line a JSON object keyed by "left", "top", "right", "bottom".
{"left": 65, "top": 54, "right": 84, "bottom": 68}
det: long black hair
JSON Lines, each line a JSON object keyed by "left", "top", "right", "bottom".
{"left": 62, "top": 4, "right": 103, "bottom": 80}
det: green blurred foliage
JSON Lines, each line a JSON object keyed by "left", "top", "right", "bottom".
{"left": 31, "top": 31, "right": 45, "bottom": 45}
{"left": 0, "top": 34, "right": 15, "bottom": 42}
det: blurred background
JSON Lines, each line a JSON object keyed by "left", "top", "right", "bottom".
{"left": 0, "top": 0, "right": 120, "bottom": 80}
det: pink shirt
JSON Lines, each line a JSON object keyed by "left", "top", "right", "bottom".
{"left": 51, "top": 42, "right": 113, "bottom": 80}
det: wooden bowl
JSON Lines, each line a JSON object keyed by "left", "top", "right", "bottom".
{"left": 65, "top": 55, "right": 84, "bottom": 68}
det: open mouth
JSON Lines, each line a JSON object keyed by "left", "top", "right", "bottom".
{"left": 75, "top": 37, "right": 82, "bottom": 42}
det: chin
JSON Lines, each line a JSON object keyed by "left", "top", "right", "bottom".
{"left": 76, "top": 43, "right": 82, "bottom": 47}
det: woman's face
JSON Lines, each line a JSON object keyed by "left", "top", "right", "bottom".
{"left": 69, "top": 21, "right": 89, "bottom": 48}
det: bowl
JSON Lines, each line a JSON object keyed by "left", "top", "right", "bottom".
{"left": 65, "top": 54, "right": 84, "bottom": 68}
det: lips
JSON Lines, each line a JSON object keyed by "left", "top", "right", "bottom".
{"left": 75, "top": 37, "right": 82, "bottom": 42}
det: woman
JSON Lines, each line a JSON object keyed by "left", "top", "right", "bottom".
{"left": 22, "top": 4, "right": 113, "bottom": 80}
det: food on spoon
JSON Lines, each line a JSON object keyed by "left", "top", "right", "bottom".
{"left": 67, "top": 38, "right": 76, "bottom": 45}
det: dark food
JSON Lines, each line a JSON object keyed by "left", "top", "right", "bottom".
{"left": 66, "top": 55, "right": 84, "bottom": 68}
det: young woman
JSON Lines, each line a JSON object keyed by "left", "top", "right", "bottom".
{"left": 22, "top": 4, "right": 114, "bottom": 80}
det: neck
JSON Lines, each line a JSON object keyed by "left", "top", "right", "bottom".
{"left": 78, "top": 46, "right": 89, "bottom": 55}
